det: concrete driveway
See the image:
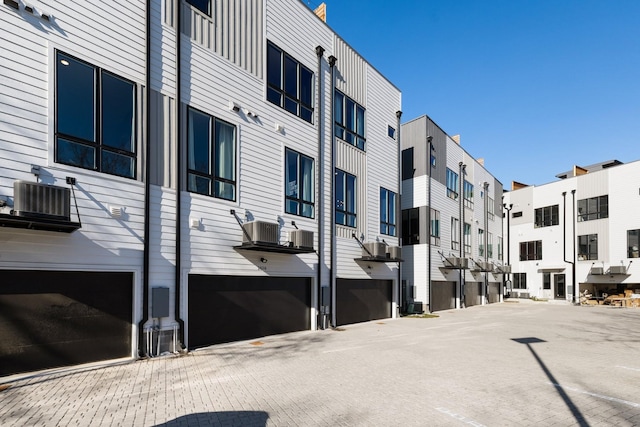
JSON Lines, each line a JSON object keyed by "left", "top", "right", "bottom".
{"left": 1, "top": 302, "right": 640, "bottom": 426}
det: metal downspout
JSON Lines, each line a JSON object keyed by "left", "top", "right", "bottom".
{"left": 396, "top": 110, "right": 402, "bottom": 316}
{"left": 571, "top": 190, "right": 577, "bottom": 302}
{"left": 562, "top": 191, "right": 576, "bottom": 303}
{"left": 484, "top": 181, "right": 489, "bottom": 304}
{"left": 315, "top": 45, "right": 325, "bottom": 329}
{"left": 138, "top": 0, "right": 151, "bottom": 358}
{"left": 174, "top": 1, "right": 185, "bottom": 348}
{"left": 328, "top": 55, "right": 337, "bottom": 327}
{"left": 427, "top": 136, "right": 433, "bottom": 312}
{"left": 459, "top": 162, "right": 466, "bottom": 308}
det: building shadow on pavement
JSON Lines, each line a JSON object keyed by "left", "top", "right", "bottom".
{"left": 153, "top": 411, "right": 269, "bottom": 427}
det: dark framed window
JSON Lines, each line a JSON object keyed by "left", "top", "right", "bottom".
{"left": 402, "top": 208, "right": 420, "bottom": 245}
{"left": 334, "top": 90, "right": 366, "bottom": 150}
{"left": 380, "top": 187, "right": 397, "bottom": 236}
{"left": 578, "top": 234, "right": 598, "bottom": 260}
{"left": 430, "top": 208, "right": 440, "bottom": 246}
{"left": 488, "top": 197, "right": 495, "bottom": 220}
{"left": 402, "top": 148, "right": 414, "bottom": 180}
{"left": 187, "top": 107, "right": 236, "bottom": 201}
{"left": 577, "top": 195, "right": 608, "bottom": 222}
{"left": 519, "top": 240, "right": 542, "bottom": 261}
{"left": 512, "top": 211, "right": 523, "bottom": 218}
{"left": 388, "top": 125, "right": 396, "bottom": 140}
{"left": 463, "top": 181, "right": 474, "bottom": 209}
{"left": 628, "top": 229, "right": 640, "bottom": 258}
{"left": 267, "top": 42, "right": 314, "bottom": 123}
{"left": 478, "top": 228, "right": 484, "bottom": 257}
{"left": 513, "top": 273, "right": 527, "bottom": 289}
{"left": 535, "top": 204, "right": 559, "bottom": 227}
{"left": 335, "top": 169, "right": 356, "bottom": 227}
{"left": 543, "top": 273, "right": 551, "bottom": 290}
{"left": 285, "top": 148, "right": 314, "bottom": 218}
{"left": 488, "top": 232, "right": 493, "bottom": 258}
{"left": 463, "top": 222, "right": 471, "bottom": 255}
{"left": 498, "top": 236, "right": 503, "bottom": 261}
{"left": 451, "top": 217, "right": 459, "bottom": 250}
{"left": 446, "top": 168, "right": 458, "bottom": 200}
{"left": 55, "top": 51, "right": 136, "bottom": 179}
{"left": 186, "top": 0, "right": 210, "bottom": 15}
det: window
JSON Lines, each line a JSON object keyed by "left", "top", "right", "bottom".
{"left": 451, "top": 217, "right": 459, "bottom": 251}
{"left": 186, "top": 0, "right": 210, "bottom": 15}
{"left": 430, "top": 208, "right": 440, "bottom": 246}
{"left": 55, "top": 51, "right": 136, "bottom": 179}
{"left": 463, "top": 223, "right": 471, "bottom": 255}
{"left": 187, "top": 107, "right": 236, "bottom": 200}
{"left": 487, "top": 232, "right": 493, "bottom": 258}
{"left": 380, "top": 188, "right": 397, "bottom": 236}
{"left": 628, "top": 229, "right": 640, "bottom": 258}
{"left": 513, "top": 273, "right": 527, "bottom": 289}
{"left": 535, "top": 204, "right": 559, "bottom": 227}
{"left": 478, "top": 228, "right": 484, "bottom": 257}
{"left": 577, "top": 195, "right": 608, "bottom": 222}
{"left": 519, "top": 240, "right": 542, "bottom": 261}
{"left": 446, "top": 168, "right": 459, "bottom": 200}
{"left": 402, "top": 208, "right": 420, "bottom": 245}
{"left": 402, "top": 148, "right": 414, "bottom": 180}
{"left": 285, "top": 149, "right": 314, "bottom": 218}
{"left": 543, "top": 273, "right": 551, "bottom": 290}
{"left": 488, "top": 197, "right": 495, "bottom": 220}
{"left": 512, "top": 211, "right": 523, "bottom": 218}
{"left": 497, "top": 236, "right": 503, "bottom": 261}
{"left": 335, "top": 169, "right": 356, "bottom": 227}
{"left": 578, "top": 234, "right": 598, "bottom": 260}
{"left": 267, "top": 42, "right": 314, "bottom": 123}
{"left": 388, "top": 125, "right": 396, "bottom": 140}
{"left": 463, "top": 181, "right": 474, "bottom": 209}
{"left": 334, "top": 90, "right": 366, "bottom": 150}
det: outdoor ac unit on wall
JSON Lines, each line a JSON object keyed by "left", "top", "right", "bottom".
{"left": 590, "top": 267, "right": 604, "bottom": 275}
{"left": 13, "top": 181, "right": 70, "bottom": 221}
{"left": 387, "top": 246, "right": 401, "bottom": 260}
{"left": 446, "top": 257, "right": 468, "bottom": 269}
{"left": 609, "top": 266, "right": 627, "bottom": 275}
{"left": 290, "top": 229, "right": 314, "bottom": 250}
{"left": 242, "top": 220, "right": 279, "bottom": 245}
{"left": 363, "top": 242, "right": 386, "bottom": 258}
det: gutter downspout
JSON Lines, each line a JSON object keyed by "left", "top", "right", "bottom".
{"left": 427, "top": 136, "right": 433, "bottom": 312}
{"left": 138, "top": 0, "right": 151, "bottom": 358}
{"left": 396, "top": 110, "right": 402, "bottom": 317}
{"left": 328, "top": 55, "right": 337, "bottom": 327}
{"left": 174, "top": 1, "right": 185, "bottom": 349}
{"left": 562, "top": 191, "right": 576, "bottom": 303}
{"left": 315, "top": 45, "right": 325, "bottom": 329}
{"left": 483, "top": 181, "right": 489, "bottom": 305}
{"left": 459, "top": 162, "right": 466, "bottom": 309}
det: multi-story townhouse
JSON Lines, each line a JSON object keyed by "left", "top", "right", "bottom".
{"left": 0, "top": 0, "right": 401, "bottom": 377}
{"left": 502, "top": 160, "right": 640, "bottom": 303}
{"left": 401, "top": 116, "right": 504, "bottom": 312}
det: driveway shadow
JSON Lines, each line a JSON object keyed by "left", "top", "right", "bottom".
{"left": 154, "top": 411, "right": 269, "bottom": 427}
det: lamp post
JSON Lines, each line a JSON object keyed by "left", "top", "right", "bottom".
{"left": 503, "top": 202, "right": 513, "bottom": 298}
{"left": 427, "top": 136, "right": 433, "bottom": 312}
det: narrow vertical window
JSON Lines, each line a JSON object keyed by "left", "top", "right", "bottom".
{"left": 335, "top": 169, "right": 356, "bottom": 227}
{"left": 285, "top": 149, "right": 315, "bottom": 218}
{"left": 334, "top": 90, "right": 366, "bottom": 150}
{"left": 380, "top": 188, "right": 397, "bottom": 236}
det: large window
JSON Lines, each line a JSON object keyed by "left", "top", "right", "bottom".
{"left": 577, "top": 195, "right": 608, "bottom": 222}
{"left": 402, "top": 208, "right": 420, "bottom": 245}
{"left": 478, "top": 228, "right": 484, "bottom": 257}
{"left": 513, "top": 273, "right": 527, "bottom": 289}
{"left": 380, "top": 188, "right": 397, "bottom": 236}
{"left": 55, "top": 51, "right": 136, "bottom": 179}
{"left": 402, "top": 148, "right": 414, "bottom": 180}
{"left": 498, "top": 236, "right": 503, "bottom": 261}
{"left": 463, "top": 181, "right": 474, "bottom": 209}
{"left": 334, "top": 90, "right": 366, "bottom": 150}
{"left": 430, "top": 208, "right": 440, "bottom": 246}
{"left": 519, "top": 240, "right": 542, "bottom": 261}
{"left": 543, "top": 273, "right": 551, "bottom": 290}
{"left": 187, "top": 107, "right": 236, "bottom": 201}
{"left": 628, "top": 229, "right": 640, "bottom": 258}
{"left": 451, "top": 217, "right": 460, "bottom": 251}
{"left": 186, "top": 0, "right": 210, "bottom": 15}
{"left": 335, "top": 169, "right": 356, "bottom": 227}
{"left": 488, "top": 197, "right": 495, "bottom": 220}
{"left": 267, "top": 42, "right": 314, "bottom": 123}
{"left": 488, "top": 232, "right": 493, "bottom": 258}
{"left": 535, "top": 204, "right": 559, "bottom": 227}
{"left": 446, "top": 168, "right": 459, "bottom": 200}
{"left": 578, "top": 234, "right": 598, "bottom": 260}
{"left": 285, "top": 149, "right": 314, "bottom": 218}
{"left": 463, "top": 223, "right": 471, "bottom": 255}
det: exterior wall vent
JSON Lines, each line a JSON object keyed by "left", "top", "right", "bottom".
{"left": 590, "top": 267, "right": 604, "bottom": 275}
{"left": 609, "top": 266, "right": 627, "bottom": 275}
{"left": 386, "top": 246, "right": 401, "bottom": 260}
{"left": 363, "top": 242, "right": 386, "bottom": 258}
{"left": 13, "top": 181, "right": 70, "bottom": 221}
{"left": 290, "top": 229, "right": 314, "bottom": 250}
{"left": 242, "top": 220, "right": 279, "bottom": 245}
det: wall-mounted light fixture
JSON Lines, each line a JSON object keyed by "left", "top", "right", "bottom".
{"left": 229, "top": 101, "right": 241, "bottom": 112}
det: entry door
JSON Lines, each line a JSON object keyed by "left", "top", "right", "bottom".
{"left": 554, "top": 274, "right": 566, "bottom": 299}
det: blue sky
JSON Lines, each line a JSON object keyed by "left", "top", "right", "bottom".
{"left": 313, "top": 0, "right": 640, "bottom": 188}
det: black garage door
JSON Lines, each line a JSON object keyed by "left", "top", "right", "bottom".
{"left": 188, "top": 275, "right": 311, "bottom": 349}
{"left": 431, "top": 281, "right": 456, "bottom": 312}
{"left": 0, "top": 270, "right": 133, "bottom": 377}
{"left": 488, "top": 282, "right": 500, "bottom": 303}
{"left": 336, "top": 279, "right": 392, "bottom": 326}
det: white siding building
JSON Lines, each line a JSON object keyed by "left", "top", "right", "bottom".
{"left": 401, "top": 116, "right": 504, "bottom": 312}
{"left": 0, "top": 0, "right": 401, "bottom": 377}
{"left": 503, "top": 160, "right": 640, "bottom": 303}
